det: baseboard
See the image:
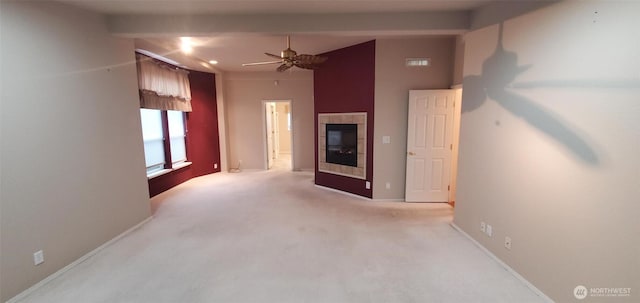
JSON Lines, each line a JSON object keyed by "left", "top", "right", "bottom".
{"left": 314, "top": 185, "right": 407, "bottom": 202}
{"left": 6, "top": 216, "right": 153, "bottom": 303}
{"left": 371, "top": 198, "right": 405, "bottom": 202}
{"left": 314, "top": 184, "right": 371, "bottom": 201}
{"left": 450, "top": 223, "right": 555, "bottom": 303}
{"left": 228, "top": 168, "right": 262, "bottom": 173}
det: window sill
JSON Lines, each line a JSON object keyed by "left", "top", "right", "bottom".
{"left": 147, "top": 162, "right": 192, "bottom": 180}
{"left": 172, "top": 161, "right": 192, "bottom": 170}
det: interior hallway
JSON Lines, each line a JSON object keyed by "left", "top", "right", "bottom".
{"left": 271, "top": 153, "right": 292, "bottom": 171}
{"left": 15, "top": 171, "right": 545, "bottom": 302}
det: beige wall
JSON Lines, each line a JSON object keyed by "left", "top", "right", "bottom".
{"left": 454, "top": 1, "right": 640, "bottom": 302}
{"left": 373, "top": 37, "right": 454, "bottom": 200}
{"left": 0, "top": 2, "right": 151, "bottom": 301}
{"left": 224, "top": 71, "right": 314, "bottom": 171}
{"left": 452, "top": 35, "right": 465, "bottom": 86}
{"left": 276, "top": 103, "right": 292, "bottom": 154}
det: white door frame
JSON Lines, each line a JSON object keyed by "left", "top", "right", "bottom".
{"left": 449, "top": 86, "right": 463, "bottom": 205}
{"left": 265, "top": 102, "right": 276, "bottom": 169}
{"left": 262, "top": 100, "right": 294, "bottom": 170}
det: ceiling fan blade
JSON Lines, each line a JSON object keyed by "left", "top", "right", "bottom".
{"left": 293, "top": 62, "right": 320, "bottom": 70}
{"left": 294, "top": 54, "right": 328, "bottom": 65}
{"left": 265, "top": 53, "right": 283, "bottom": 60}
{"left": 277, "top": 63, "right": 293, "bottom": 72}
{"left": 251, "top": 36, "right": 327, "bottom": 72}
{"left": 242, "top": 60, "right": 283, "bottom": 66}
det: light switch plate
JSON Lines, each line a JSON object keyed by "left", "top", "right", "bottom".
{"left": 382, "top": 136, "right": 391, "bottom": 144}
{"left": 33, "top": 250, "right": 44, "bottom": 266}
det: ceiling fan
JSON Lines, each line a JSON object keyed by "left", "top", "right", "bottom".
{"left": 242, "top": 36, "right": 328, "bottom": 72}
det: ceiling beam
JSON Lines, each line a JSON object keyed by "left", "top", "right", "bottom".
{"left": 107, "top": 12, "right": 470, "bottom": 37}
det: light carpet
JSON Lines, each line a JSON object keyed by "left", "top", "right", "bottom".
{"left": 16, "top": 170, "right": 546, "bottom": 303}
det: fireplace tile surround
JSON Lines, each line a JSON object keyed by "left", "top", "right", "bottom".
{"left": 318, "top": 112, "right": 367, "bottom": 179}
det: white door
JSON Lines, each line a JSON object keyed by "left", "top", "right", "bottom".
{"left": 405, "top": 90, "right": 455, "bottom": 202}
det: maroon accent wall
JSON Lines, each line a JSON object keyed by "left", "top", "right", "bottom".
{"left": 185, "top": 70, "right": 222, "bottom": 177}
{"left": 314, "top": 40, "right": 375, "bottom": 198}
{"left": 148, "top": 165, "right": 192, "bottom": 197}
{"left": 148, "top": 71, "right": 221, "bottom": 197}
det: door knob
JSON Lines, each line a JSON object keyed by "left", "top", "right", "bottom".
{"left": 408, "top": 151, "right": 415, "bottom": 156}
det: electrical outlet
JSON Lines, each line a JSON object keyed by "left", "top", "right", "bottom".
{"left": 385, "top": 182, "right": 391, "bottom": 189}
{"left": 365, "top": 181, "right": 371, "bottom": 189}
{"left": 33, "top": 250, "right": 44, "bottom": 266}
{"left": 480, "top": 221, "right": 486, "bottom": 233}
{"left": 505, "top": 236, "right": 512, "bottom": 250}
{"left": 486, "top": 224, "right": 493, "bottom": 237}
{"left": 214, "top": 163, "right": 218, "bottom": 169}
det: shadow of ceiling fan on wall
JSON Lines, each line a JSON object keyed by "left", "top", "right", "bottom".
{"left": 242, "top": 36, "right": 328, "bottom": 72}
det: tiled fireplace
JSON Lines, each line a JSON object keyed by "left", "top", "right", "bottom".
{"left": 318, "top": 112, "right": 367, "bottom": 180}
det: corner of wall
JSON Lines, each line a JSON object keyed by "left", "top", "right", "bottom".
{"left": 215, "top": 71, "right": 230, "bottom": 172}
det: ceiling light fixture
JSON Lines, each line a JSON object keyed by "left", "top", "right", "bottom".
{"left": 180, "top": 37, "right": 193, "bottom": 54}
{"left": 209, "top": 60, "right": 218, "bottom": 65}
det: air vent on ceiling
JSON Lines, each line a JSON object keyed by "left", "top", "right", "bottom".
{"left": 406, "top": 58, "right": 430, "bottom": 67}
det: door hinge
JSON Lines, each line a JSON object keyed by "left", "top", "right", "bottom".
{"left": 448, "top": 185, "right": 450, "bottom": 191}
{"left": 450, "top": 144, "right": 453, "bottom": 150}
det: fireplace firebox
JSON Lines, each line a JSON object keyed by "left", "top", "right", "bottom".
{"left": 326, "top": 124, "right": 357, "bottom": 167}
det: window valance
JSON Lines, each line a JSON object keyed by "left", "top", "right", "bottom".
{"left": 136, "top": 53, "right": 192, "bottom": 112}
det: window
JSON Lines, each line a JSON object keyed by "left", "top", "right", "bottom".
{"left": 136, "top": 52, "right": 191, "bottom": 177}
{"left": 167, "top": 110, "right": 187, "bottom": 165}
{"left": 140, "top": 109, "right": 165, "bottom": 174}
{"left": 140, "top": 109, "right": 188, "bottom": 176}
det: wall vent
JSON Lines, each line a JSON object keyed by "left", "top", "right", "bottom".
{"left": 405, "top": 58, "right": 430, "bottom": 67}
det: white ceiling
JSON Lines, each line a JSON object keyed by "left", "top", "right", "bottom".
{"left": 53, "top": 0, "right": 501, "bottom": 72}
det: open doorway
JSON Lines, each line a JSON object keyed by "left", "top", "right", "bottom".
{"left": 264, "top": 100, "right": 293, "bottom": 171}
